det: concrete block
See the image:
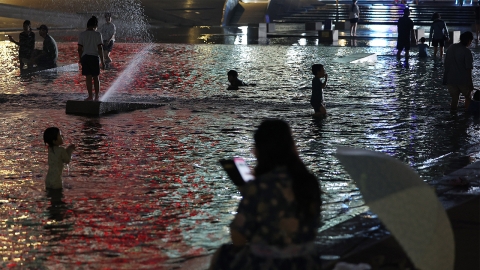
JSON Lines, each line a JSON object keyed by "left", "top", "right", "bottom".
{"left": 305, "top": 22, "right": 322, "bottom": 31}
{"left": 258, "top": 23, "right": 267, "bottom": 38}
{"left": 415, "top": 29, "right": 425, "bottom": 40}
{"left": 318, "top": 30, "right": 338, "bottom": 42}
{"left": 267, "top": 23, "right": 275, "bottom": 33}
{"left": 65, "top": 100, "right": 164, "bottom": 116}
{"left": 335, "top": 21, "right": 351, "bottom": 31}
{"left": 448, "top": 30, "right": 461, "bottom": 44}
{"left": 334, "top": 53, "right": 377, "bottom": 64}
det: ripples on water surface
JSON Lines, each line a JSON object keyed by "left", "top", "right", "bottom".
{"left": 1, "top": 41, "right": 480, "bottom": 268}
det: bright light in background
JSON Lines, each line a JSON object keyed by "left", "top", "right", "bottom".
{"left": 368, "top": 38, "right": 389, "bottom": 47}
{"left": 298, "top": 38, "right": 307, "bottom": 46}
{"left": 234, "top": 26, "right": 248, "bottom": 45}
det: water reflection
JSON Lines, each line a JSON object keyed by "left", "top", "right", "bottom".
{"left": 0, "top": 41, "right": 480, "bottom": 267}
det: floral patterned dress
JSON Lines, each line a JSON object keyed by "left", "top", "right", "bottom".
{"left": 211, "top": 167, "right": 321, "bottom": 270}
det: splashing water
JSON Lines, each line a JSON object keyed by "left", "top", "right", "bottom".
{"left": 100, "top": 43, "right": 154, "bottom": 101}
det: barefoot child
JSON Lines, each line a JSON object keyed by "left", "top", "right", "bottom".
{"left": 311, "top": 64, "right": 328, "bottom": 117}
{"left": 43, "top": 127, "right": 76, "bottom": 191}
{"left": 78, "top": 16, "right": 105, "bottom": 101}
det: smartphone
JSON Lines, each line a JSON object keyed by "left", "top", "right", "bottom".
{"left": 219, "top": 157, "right": 255, "bottom": 186}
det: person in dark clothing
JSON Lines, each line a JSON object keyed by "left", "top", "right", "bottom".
{"left": 444, "top": 31, "right": 474, "bottom": 110}
{"left": 474, "top": 3, "right": 480, "bottom": 41}
{"left": 227, "top": 70, "right": 248, "bottom": 90}
{"left": 396, "top": 8, "right": 416, "bottom": 61}
{"left": 311, "top": 64, "right": 328, "bottom": 118}
{"left": 8, "top": 20, "right": 35, "bottom": 69}
{"left": 32, "top": 25, "right": 58, "bottom": 69}
{"left": 429, "top": 12, "right": 449, "bottom": 58}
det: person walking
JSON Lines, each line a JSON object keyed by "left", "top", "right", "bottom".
{"left": 444, "top": 31, "right": 474, "bottom": 110}
{"left": 429, "top": 12, "right": 449, "bottom": 58}
{"left": 349, "top": 0, "right": 360, "bottom": 37}
{"left": 396, "top": 8, "right": 416, "bottom": 61}
{"left": 8, "top": 20, "right": 35, "bottom": 69}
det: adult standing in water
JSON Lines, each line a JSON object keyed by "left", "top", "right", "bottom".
{"left": 444, "top": 31, "right": 474, "bottom": 110}
{"left": 349, "top": 0, "right": 360, "bottom": 37}
{"left": 8, "top": 20, "right": 35, "bottom": 69}
{"left": 396, "top": 8, "right": 416, "bottom": 61}
{"left": 209, "top": 119, "right": 322, "bottom": 270}
{"left": 429, "top": 12, "right": 449, "bottom": 58}
{"left": 99, "top": 12, "right": 116, "bottom": 66}
{"left": 78, "top": 16, "right": 105, "bottom": 101}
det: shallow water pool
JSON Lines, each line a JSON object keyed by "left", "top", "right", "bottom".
{"left": 1, "top": 41, "right": 480, "bottom": 268}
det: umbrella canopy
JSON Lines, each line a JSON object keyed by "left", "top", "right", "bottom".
{"left": 335, "top": 147, "right": 454, "bottom": 270}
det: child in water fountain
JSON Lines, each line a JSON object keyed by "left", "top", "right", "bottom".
{"left": 78, "top": 16, "right": 105, "bottom": 101}
{"left": 227, "top": 70, "right": 248, "bottom": 90}
{"left": 311, "top": 64, "right": 328, "bottom": 118}
{"left": 43, "top": 127, "right": 75, "bottom": 192}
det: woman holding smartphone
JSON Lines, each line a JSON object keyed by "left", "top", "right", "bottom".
{"left": 210, "top": 119, "right": 322, "bottom": 269}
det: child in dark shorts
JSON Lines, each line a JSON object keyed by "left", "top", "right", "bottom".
{"left": 78, "top": 16, "right": 105, "bottom": 101}
{"left": 311, "top": 64, "right": 328, "bottom": 118}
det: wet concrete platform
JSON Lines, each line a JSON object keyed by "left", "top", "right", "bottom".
{"left": 65, "top": 100, "right": 165, "bottom": 116}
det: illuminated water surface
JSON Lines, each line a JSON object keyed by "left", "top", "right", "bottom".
{"left": 1, "top": 40, "right": 480, "bottom": 268}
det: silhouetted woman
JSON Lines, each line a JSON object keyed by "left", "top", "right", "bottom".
{"left": 209, "top": 119, "right": 322, "bottom": 270}
{"left": 429, "top": 12, "right": 449, "bottom": 58}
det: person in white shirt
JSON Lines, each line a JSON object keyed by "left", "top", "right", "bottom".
{"left": 78, "top": 16, "right": 105, "bottom": 101}
{"left": 100, "top": 12, "right": 116, "bottom": 64}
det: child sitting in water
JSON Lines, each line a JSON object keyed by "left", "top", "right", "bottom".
{"left": 43, "top": 127, "right": 76, "bottom": 190}
{"left": 468, "top": 90, "right": 480, "bottom": 115}
{"left": 418, "top": 37, "right": 428, "bottom": 58}
{"left": 311, "top": 64, "right": 328, "bottom": 118}
{"left": 227, "top": 70, "right": 248, "bottom": 90}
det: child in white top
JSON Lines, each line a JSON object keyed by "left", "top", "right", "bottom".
{"left": 43, "top": 127, "right": 75, "bottom": 190}
{"left": 78, "top": 16, "right": 105, "bottom": 101}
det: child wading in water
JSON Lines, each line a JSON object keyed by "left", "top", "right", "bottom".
{"left": 43, "top": 127, "right": 76, "bottom": 192}
{"left": 311, "top": 64, "right": 328, "bottom": 118}
{"left": 78, "top": 16, "right": 105, "bottom": 101}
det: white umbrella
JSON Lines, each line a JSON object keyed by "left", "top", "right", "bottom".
{"left": 335, "top": 147, "right": 454, "bottom": 270}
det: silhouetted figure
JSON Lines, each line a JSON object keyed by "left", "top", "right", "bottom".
{"left": 418, "top": 37, "right": 429, "bottom": 58}
{"left": 311, "top": 64, "right": 328, "bottom": 118}
{"left": 8, "top": 20, "right": 35, "bottom": 69}
{"left": 396, "top": 8, "right": 416, "bottom": 61}
{"left": 32, "top": 25, "right": 57, "bottom": 69}
{"left": 227, "top": 70, "right": 248, "bottom": 90}
{"left": 444, "top": 31, "right": 474, "bottom": 110}
{"left": 209, "top": 119, "right": 322, "bottom": 270}
{"left": 429, "top": 12, "right": 449, "bottom": 58}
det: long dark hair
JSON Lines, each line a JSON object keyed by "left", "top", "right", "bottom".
{"left": 43, "top": 127, "right": 60, "bottom": 152}
{"left": 87, "top": 16, "right": 98, "bottom": 28}
{"left": 254, "top": 119, "right": 321, "bottom": 220}
{"left": 351, "top": 0, "right": 357, "bottom": 12}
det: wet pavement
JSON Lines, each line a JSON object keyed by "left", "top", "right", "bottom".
{"left": 1, "top": 29, "right": 480, "bottom": 269}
